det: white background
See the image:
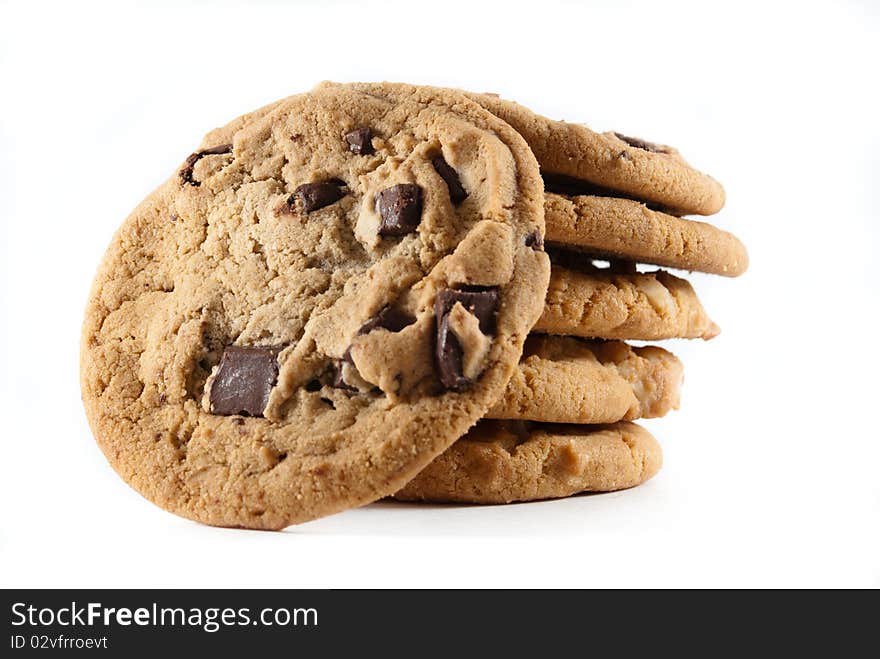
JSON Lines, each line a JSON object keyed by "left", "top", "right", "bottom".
{"left": 2, "top": 0, "right": 878, "bottom": 588}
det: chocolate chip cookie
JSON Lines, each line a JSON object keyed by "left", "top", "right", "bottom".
{"left": 467, "top": 93, "right": 725, "bottom": 216}
{"left": 81, "top": 83, "right": 550, "bottom": 529}
{"left": 394, "top": 420, "right": 662, "bottom": 503}
{"left": 544, "top": 193, "right": 748, "bottom": 277}
{"left": 535, "top": 263, "right": 719, "bottom": 340}
{"left": 488, "top": 336, "right": 683, "bottom": 424}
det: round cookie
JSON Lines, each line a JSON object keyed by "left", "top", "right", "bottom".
{"left": 466, "top": 92, "right": 725, "bottom": 216}
{"left": 544, "top": 193, "right": 748, "bottom": 277}
{"left": 81, "top": 83, "right": 550, "bottom": 529}
{"left": 535, "top": 264, "right": 719, "bottom": 340}
{"left": 394, "top": 420, "right": 662, "bottom": 504}
{"left": 488, "top": 336, "right": 683, "bottom": 424}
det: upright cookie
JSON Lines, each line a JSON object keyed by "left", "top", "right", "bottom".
{"left": 81, "top": 83, "right": 550, "bottom": 529}
{"left": 488, "top": 336, "right": 683, "bottom": 424}
{"left": 535, "top": 264, "right": 719, "bottom": 340}
{"left": 468, "top": 93, "right": 725, "bottom": 216}
{"left": 544, "top": 193, "right": 748, "bottom": 277}
{"left": 394, "top": 420, "right": 662, "bottom": 503}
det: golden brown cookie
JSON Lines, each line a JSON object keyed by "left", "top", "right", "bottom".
{"left": 488, "top": 336, "right": 682, "bottom": 424}
{"left": 544, "top": 193, "right": 748, "bottom": 277}
{"left": 394, "top": 420, "right": 662, "bottom": 503}
{"left": 81, "top": 83, "right": 550, "bottom": 529}
{"left": 466, "top": 93, "right": 725, "bottom": 216}
{"left": 534, "top": 264, "right": 719, "bottom": 340}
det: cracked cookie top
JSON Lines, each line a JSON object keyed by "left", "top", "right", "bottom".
{"left": 80, "top": 83, "right": 550, "bottom": 529}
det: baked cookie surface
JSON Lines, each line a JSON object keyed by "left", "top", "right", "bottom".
{"left": 535, "top": 263, "right": 719, "bottom": 340}
{"left": 488, "top": 336, "right": 683, "bottom": 424}
{"left": 394, "top": 420, "right": 661, "bottom": 503}
{"left": 467, "top": 93, "right": 725, "bottom": 216}
{"left": 81, "top": 83, "right": 549, "bottom": 529}
{"left": 544, "top": 193, "right": 748, "bottom": 277}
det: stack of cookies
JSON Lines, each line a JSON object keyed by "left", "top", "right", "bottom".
{"left": 81, "top": 82, "right": 746, "bottom": 529}
{"left": 395, "top": 92, "right": 747, "bottom": 504}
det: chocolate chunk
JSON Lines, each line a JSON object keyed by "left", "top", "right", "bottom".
{"left": 358, "top": 306, "right": 416, "bottom": 335}
{"left": 208, "top": 346, "right": 281, "bottom": 417}
{"left": 344, "top": 127, "right": 374, "bottom": 155}
{"left": 613, "top": 132, "right": 671, "bottom": 154}
{"left": 293, "top": 180, "right": 346, "bottom": 213}
{"left": 524, "top": 230, "right": 544, "bottom": 251}
{"left": 179, "top": 144, "right": 233, "bottom": 186}
{"left": 436, "top": 288, "right": 500, "bottom": 334}
{"left": 434, "top": 287, "right": 500, "bottom": 391}
{"left": 194, "top": 143, "right": 233, "bottom": 156}
{"left": 377, "top": 184, "right": 423, "bottom": 236}
{"left": 431, "top": 154, "right": 467, "bottom": 204}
